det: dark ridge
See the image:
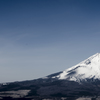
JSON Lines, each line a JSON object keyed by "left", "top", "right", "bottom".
{"left": 47, "top": 71, "right": 62, "bottom": 78}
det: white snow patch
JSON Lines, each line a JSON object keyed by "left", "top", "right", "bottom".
{"left": 57, "top": 53, "right": 100, "bottom": 82}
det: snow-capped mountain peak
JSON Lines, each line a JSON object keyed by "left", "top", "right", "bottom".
{"left": 56, "top": 53, "right": 100, "bottom": 82}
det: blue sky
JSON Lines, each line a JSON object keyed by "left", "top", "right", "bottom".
{"left": 0, "top": 0, "right": 100, "bottom": 82}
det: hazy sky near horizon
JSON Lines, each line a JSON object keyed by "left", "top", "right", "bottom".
{"left": 0, "top": 0, "right": 100, "bottom": 82}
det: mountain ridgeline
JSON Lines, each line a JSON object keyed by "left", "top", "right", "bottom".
{"left": 0, "top": 53, "right": 100, "bottom": 99}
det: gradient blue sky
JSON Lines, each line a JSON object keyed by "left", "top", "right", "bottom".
{"left": 0, "top": 0, "right": 100, "bottom": 82}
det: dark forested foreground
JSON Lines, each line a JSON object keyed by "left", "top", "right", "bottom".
{"left": 0, "top": 96, "right": 100, "bottom": 100}
{"left": 0, "top": 77, "right": 100, "bottom": 100}
{"left": 0, "top": 72, "right": 100, "bottom": 100}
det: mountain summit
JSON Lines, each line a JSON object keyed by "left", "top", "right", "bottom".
{"left": 54, "top": 53, "right": 100, "bottom": 82}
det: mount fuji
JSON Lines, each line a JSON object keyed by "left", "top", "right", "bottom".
{"left": 0, "top": 53, "right": 100, "bottom": 99}
{"left": 51, "top": 53, "right": 100, "bottom": 82}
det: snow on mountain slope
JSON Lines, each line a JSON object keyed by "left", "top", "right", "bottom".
{"left": 55, "top": 53, "right": 100, "bottom": 82}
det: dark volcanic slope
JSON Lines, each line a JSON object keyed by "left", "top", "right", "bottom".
{"left": 0, "top": 75, "right": 100, "bottom": 98}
